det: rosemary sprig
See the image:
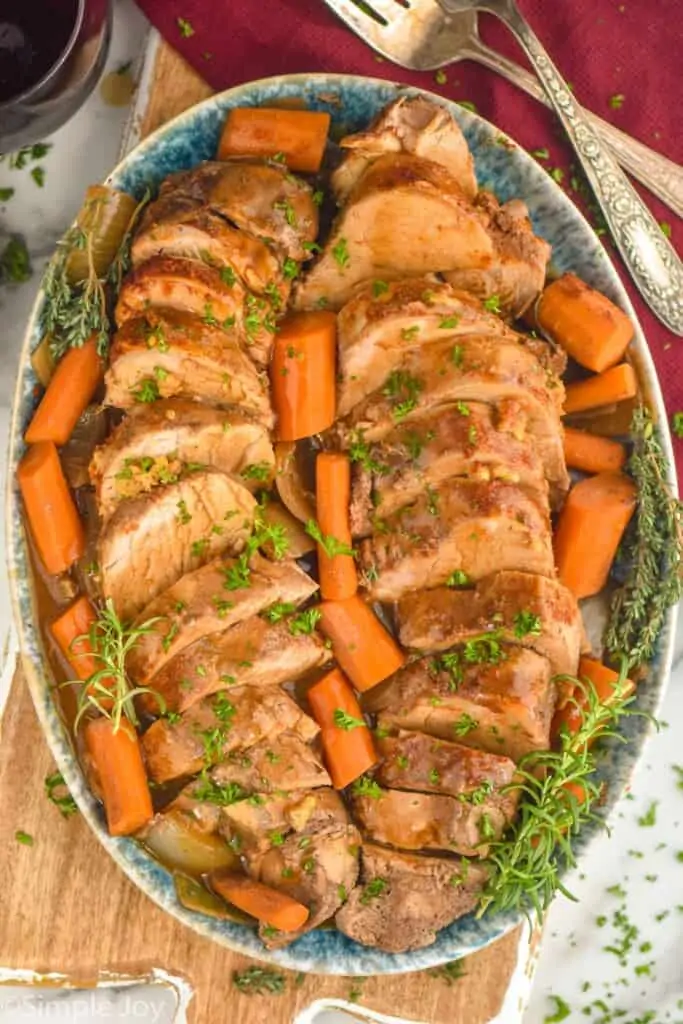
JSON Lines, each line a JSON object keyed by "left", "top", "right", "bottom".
{"left": 42, "top": 191, "right": 149, "bottom": 360}
{"left": 478, "top": 658, "right": 635, "bottom": 920}
{"left": 605, "top": 405, "right": 682, "bottom": 667}
{"left": 70, "top": 599, "right": 164, "bottom": 732}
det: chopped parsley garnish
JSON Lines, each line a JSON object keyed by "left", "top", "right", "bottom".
{"left": 400, "top": 325, "right": 420, "bottom": 342}
{"left": 305, "top": 519, "right": 354, "bottom": 557}
{"left": 262, "top": 601, "right": 296, "bottom": 624}
{"left": 359, "top": 877, "right": 388, "bottom": 904}
{"left": 312, "top": 190, "right": 324, "bottom": 206}
{"left": 451, "top": 344, "right": 464, "bottom": 367}
{"left": 241, "top": 461, "right": 273, "bottom": 482}
{"left": 1, "top": 236, "right": 31, "bottom": 283}
{"left": 531, "top": 147, "right": 550, "bottom": 160}
{"left": 283, "top": 257, "right": 299, "bottom": 279}
{"left": 131, "top": 378, "right": 160, "bottom": 403}
{"left": 456, "top": 401, "right": 470, "bottom": 416}
{"left": 288, "top": 608, "right": 322, "bottom": 636}
{"left": 177, "top": 17, "right": 195, "bottom": 37}
{"left": 15, "top": 830, "right": 34, "bottom": 846}
{"left": 439, "top": 315, "right": 461, "bottom": 329}
{"left": 352, "top": 775, "right": 383, "bottom": 799}
{"left": 382, "top": 369, "right": 423, "bottom": 421}
{"left": 274, "top": 199, "right": 296, "bottom": 226}
{"left": 333, "top": 708, "right": 367, "bottom": 730}
{"left": 220, "top": 265, "right": 236, "bottom": 286}
{"left": 0, "top": 187, "right": 14, "bottom": 202}
{"left": 348, "top": 433, "right": 388, "bottom": 475}
{"left": 331, "top": 237, "right": 350, "bottom": 268}
{"left": 31, "top": 166, "right": 45, "bottom": 188}
{"left": 638, "top": 801, "right": 658, "bottom": 827}
{"left": 372, "top": 279, "right": 389, "bottom": 298}
{"left": 192, "top": 775, "right": 248, "bottom": 806}
{"left": 514, "top": 610, "right": 542, "bottom": 638}
{"left": 446, "top": 570, "right": 470, "bottom": 588}
{"left": 671, "top": 412, "right": 683, "bottom": 438}
{"left": 428, "top": 960, "right": 466, "bottom": 984}
{"left": 483, "top": 295, "right": 501, "bottom": 313}
{"left": 453, "top": 713, "right": 479, "bottom": 737}
{"left": 609, "top": 93, "right": 625, "bottom": 109}
{"left": 232, "top": 967, "right": 285, "bottom": 995}
{"left": 176, "top": 500, "right": 191, "bottom": 525}
{"left": 543, "top": 995, "right": 571, "bottom": 1022}
{"left": 44, "top": 771, "right": 78, "bottom": 818}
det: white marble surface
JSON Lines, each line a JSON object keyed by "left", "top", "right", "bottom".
{"left": 0, "top": 3, "right": 682, "bottom": 1022}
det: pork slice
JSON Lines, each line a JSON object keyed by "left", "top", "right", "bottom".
{"left": 337, "top": 334, "right": 568, "bottom": 497}
{"left": 360, "top": 477, "right": 555, "bottom": 603}
{"left": 254, "top": 823, "right": 362, "bottom": 947}
{"left": 349, "top": 402, "right": 550, "bottom": 535}
{"left": 336, "top": 277, "right": 513, "bottom": 417}
{"left": 375, "top": 731, "right": 518, "bottom": 819}
{"left": 131, "top": 207, "right": 288, "bottom": 300}
{"left": 147, "top": 160, "right": 319, "bottom": 260}
{"left": 141, "top": 685, "right": 319, "bottom": 783}
{"left": 218, "top": 788, "right": 348, "bottom": 866}
{"left": 295, "top": 154, "right": 493, "bottom": 311}
{"left": 398, "top": 571, "right": 582, "bottom": 677}
{"left": 370, "top": 647, "right": 556, "bottom": 762}
{"left": 99, "top": 469, "right": 256, "bottom": 620}
{"left": 335, "top": 843, "right": 487, "bottom": 953}
{"left": 332, "top": 95, "right": 477, "bottom": 203}
{"left": 105, "top": 310, "right": 272, "bottom": 424}
{"left": 444, "top": 193, "right": 551, "bottom": 319}
{"left": 210, "top": 732, "right": 331, "bottom": 793}
{"left": 91, "top": 400, "right": 274, "bottom": 523}
{"left": 351, "top": 786, "right": 504, "bottom": 857}
{"left": 128, "top": 553, "right": 318, "bottom": 688}
{"left": 143, "top": 615, "right": 329, "bottom": 714}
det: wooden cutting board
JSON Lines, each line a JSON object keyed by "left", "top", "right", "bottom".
{"left": 0, "top": 39, "right": 525, "bottom": 1024}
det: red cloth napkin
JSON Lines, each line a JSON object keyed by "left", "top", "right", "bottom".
{"left": 136, "top": 0, "right": 683, "bottom": 478}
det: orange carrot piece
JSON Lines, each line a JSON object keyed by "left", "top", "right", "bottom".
{"left": 210, "top": 871, "right": 310, "bottom": 932}
{"left": 318, "top": 596, "right": 405, "bottom": 693}
{"left": 537, "top": 273, "right": 634, "bottom": 373}
{"left": 51, "top": 596, "right": 99, "bottom": 680}
{"left": 552, "top": 656, "right": 635, "bottom": 744}
{"left": 307, "top": 668, "right": 378, "bottom": 789}
{"left": 17, "top": 441, "right": 85, "bottom": 575}
{"left": 554, "top": 472, "right": 637, "bottom": 599}
{"left": 563, "top": 427, "right": 627, "bottom": 475}
{"left": 84, "top": 717, "right": 153, "bottom": 836}
{"left": 24, "top": 336, "right": 102, "bottom": 446}
{"left": 217, "top": 107, "right": 331, "bottom": 173}
{"left": 271, "top": 311, "right": 337, "bottom": 441}
{"left": 564, "top": 363, "right": 637, "bottom": 416}
{"left": 315, "top": 452, "right": 357, "bottom": 601}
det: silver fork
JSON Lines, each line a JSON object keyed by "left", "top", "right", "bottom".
{"left": 322, "top": 0, "right": 683, "bottom": 221}
{"left": 323, "top": 0, "right": 683, "bottom": 335}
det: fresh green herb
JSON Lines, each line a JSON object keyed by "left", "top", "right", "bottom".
{"left": 660, "top": 221, "right": 672, "bottom": 239}
{"left": 453, "top": 713, "right": 479, "bottom": 737}
{"left": 360, "top": 877, "right": 388, "bottom": 905}
{"left": 15, "top": 830, "right": 34, "bottom": 846}
{"left": 531, "top": 147, "right": 550, "bottom": 160}
{"left": 161, "top": 620, "right": 179, "bottom": 653}
{"left": 352, "top": 775, "right": 383, "bottom": 799}
{"left": 44, "top": 771, "right": 78, "bottom": 818}
{"left": 311, "top": 190, "right": 324, "bottom": 207}
{"left": 428, "top": 767, "right": 440, "bottom": 785}
{"left": 283, "top": 257, "right": 299, "bottom": 280}
{"left": 609, "top": 93, "right": 625, "bottom": 109}
{"left": 435, "top": 70, "right": 447, "bottom": 85}
{"left": 288, "top": 608, "right": 322, "bottom": 636}
{"left": 426, "top": 486, "right": 439, "bottom": 516}
{"left": 459, "top": 780, "right": 494, "bottom": 806}
{"left": 549, "top": 167, "right": 565, "bottom": 184}
{"left": 305, "top": 519, "right": 354, "bottom": 558}
{"left": 177, "top": 17, "right": 195, "bottom": 36}
{"left": 458, "top": 100, "right": 477, "bottom": 112}
{"left": 348, "top": 432, "right": 388, "bottom": 475}
{"left": 478, "top": 658, "right": 636, "bottom": 919}
{"left": 673, "top": 412, "right": 683, "bottom": 438}
{"left": 451, "top": 344, "right": 464, "bottom": 368}
{"left": 337, "top": 884, "right": 348, "bottom": 902}
{"left": 302, "top": 857, "right": 316, "bottom": 873}
{"left": 31, "top": 166, "right": 45, "bottom": 188}
{"left": 439, "top": 315, "right": 461, "bottom": 329}
{"left": 638, "top": 802, "right": 658, "bottom": 827}
{"left": 483, "top": 294, "right": 501, "bottom": 313}
{"left": 446, "top": 570, "right": 470, "bottom": 588}
{"left": 70, "top": 599, "right": 164, "bottom": 731}
{"left": 241, "top": 461, "right": 272, "bottom": 482}
{"left": 605, "top": 406, "right": 683, "bottom": 666}
{"left": 262, "top": 602, "right": 296, "bottom": 624}
{"left": 400, "top": 325, "right": 420, "bottom": 342}
{"left": 131, "top": 378, "right": 160, "bottom": 403}
{"left": 333, "top": 709, "right": 367, "bottom": 731}
{"left": 428, "top": 960, "right": 466, "bottom": 985}
{"left": 332, "top": 238, "right": 350, "bottom": 269}
{"left": 191, "top": 538, "right": 209, "bottom": 558}
{"left": 232, "top": 967, "right": 286, "bottom": 995}
{"left": 544, "top": 995, "right": 571, "bottom": 1022}
{"left": 192, "top": 775, "right": 248, "bottom": 806}
{"left": 269, "top": 829, "right": 286, "bottom": 846}
{"left": 0, "top": 236, "right": 31, "bottom": 283}
{"left": 176, "top": 500, "right": 192, "bottom": 525}
{"left": 514, "top": 610, "right": 542, "bottom": 638}
{"left": 372, "top": 279, "right": 389, "bottom": 298}
{"left": 0, "top": 187, "right": 15, "bottom": 202}
{"left": 382, "top": 369, "right": 423, "bottom": 421}
{"left": 467, "top": 425, "right": 478, "bottom": 445}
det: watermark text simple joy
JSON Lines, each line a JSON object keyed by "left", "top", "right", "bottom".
{"left": 0, "top": 991, "right": 168, "bottom": 1022}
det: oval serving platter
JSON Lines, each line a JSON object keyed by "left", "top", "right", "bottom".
{"left": 6, "top": 73, "right": 678, "bottom": 975}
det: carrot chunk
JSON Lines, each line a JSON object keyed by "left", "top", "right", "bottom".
{"left": 84, "top": 717, "right": 153, "bottom": 836}
{"left": 537, "top": 273, "right": 633, "bottom": 373}
{"left": 564, "top": 363, "right": 637, "bottom": 416}
{"left": 17, "top": 441, "right": 85, "bottom": 575}
{"left": 318, "top": 596, "right": 405, "bottom": 692}
{"left": 25, "top": 336, "right": 102, "bottom": 446}
{"left": 217, "top": 107, "right": 330, "bottom": 173}
{"left": 554, "top": 472, "right": 637, "bottom": 599}
{"left": 271, "top": 311, "right": 337, "bottom": 441}
{"left": 307, "top": 668, "right": 378, "bottom": 789}
{"left": 210, "top": 871, "right": 310, "bottom": 932}
{"left": 563, "top": 427, "right": 626, "bottom": 475}
{"left": 315, "top": 452, "right": 357, "bottom": 601}
{"left": 51, "top": 596, "right": 99, "bottom": 680}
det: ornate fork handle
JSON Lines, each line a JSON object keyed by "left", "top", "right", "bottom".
{"left": 468, "top": 0, "right": 683, "bottom": 335}
{"left": 470, "top": 44, "right": 683, "bottom": 220}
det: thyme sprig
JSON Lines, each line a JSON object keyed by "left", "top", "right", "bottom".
{"left": 42, "top": 191, "right": 149, "bottom": 359}
{"left": 70, "top": 599, "right": 164, "bottom": 732}
{"left": 605, "top": 405, "right": 682, "bottom": 667}
{"left": 479, "top": 658, "right": 635, "bottom": 920}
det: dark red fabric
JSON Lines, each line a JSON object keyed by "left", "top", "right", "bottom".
{"left": 136, "top": 0, "right": 683, "bottom": 474}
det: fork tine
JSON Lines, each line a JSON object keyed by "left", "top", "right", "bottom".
{"left": 320, "top": 0, "right": 451, "bottom": 71}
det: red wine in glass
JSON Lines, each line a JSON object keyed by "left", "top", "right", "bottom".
{"left": 0, "top": 0, "right": 80, "bottom": 103}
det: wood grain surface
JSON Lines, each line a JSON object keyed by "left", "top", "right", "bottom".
{"left": 0, "top": 37, "right": 523, "bottom": 1024}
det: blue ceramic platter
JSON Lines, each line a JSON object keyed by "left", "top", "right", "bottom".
{"left": 6, "top": 74, "right": 678, "bottom": 975}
